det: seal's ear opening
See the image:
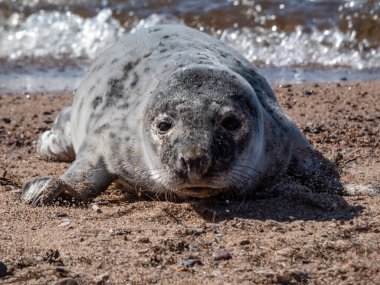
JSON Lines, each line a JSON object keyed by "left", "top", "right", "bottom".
{"left": 288, "top": 147, "right": 343, "bottom": 195}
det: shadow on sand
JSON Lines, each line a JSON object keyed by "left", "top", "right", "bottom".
{"left": 187, "top": 193, "right": 363, "bottom": 223}
{"left": 120, "top": 183, "right": 364, "bottom": 223}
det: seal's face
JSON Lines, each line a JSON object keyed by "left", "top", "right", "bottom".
{"left": 143, "top": 68, "right": 264, "bottom": 198}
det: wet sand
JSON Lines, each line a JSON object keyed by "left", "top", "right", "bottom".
{"left": 0, "top": 81, "right": 379, "bottom": 284}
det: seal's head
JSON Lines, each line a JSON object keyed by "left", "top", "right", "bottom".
{"left": 142, "top": 66, "right": 265, "bottom": 198}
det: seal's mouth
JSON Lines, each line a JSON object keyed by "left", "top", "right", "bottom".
{"left": 178, "top": 187, "right": 221, "bottom": 198}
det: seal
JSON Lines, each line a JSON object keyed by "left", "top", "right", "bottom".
{"left": 21, "top": 24, "right": 342, "bottom": 205}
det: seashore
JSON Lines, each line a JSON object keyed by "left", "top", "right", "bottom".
{"left": 0, "top": 81, "right": 379, "bottom": 284}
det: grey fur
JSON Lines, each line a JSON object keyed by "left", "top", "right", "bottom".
{"left": 22, "top": 25, "right": 342, "bottom": 205}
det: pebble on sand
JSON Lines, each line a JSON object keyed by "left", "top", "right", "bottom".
{"left": 212, "top": 250, "right": 232, "bottom": 261}
{"left": 91, "top": 204, "right": 102, "bottom": 213}
{"left": 183, "top": 258, "right": 203, "bottom": 268}
{"left": 52, "top": 278, "right": 78, "bottom": 285}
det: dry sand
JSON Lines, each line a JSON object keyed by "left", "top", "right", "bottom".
{"left": 0, "top": 81, "right": 379, "bottom": 284}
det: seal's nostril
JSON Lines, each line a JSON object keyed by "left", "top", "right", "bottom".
{"left": 179, "top": 154, "right": 210, "bottom": 179}
{"left": 180, "top": 156, "right": 192, "bottom": 172}
{"left": 200, "top": 156, "right": 209, "bottom": 168}
{"left": 180, "top": 157, "right": 188, "bottom": 168}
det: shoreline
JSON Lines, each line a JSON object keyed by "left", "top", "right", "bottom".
{"left": 2, "top": 65, "right": 380, "bottom": 94}
{"left": 1, "top": 81, "right": 379, "bottom": 284}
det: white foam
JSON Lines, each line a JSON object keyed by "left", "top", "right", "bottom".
{"left": 1, "top": 11, "right": 379, "bottom": 71}
{"left": 219, "top": 26, "right": 380, "bottom": 70}
{"left": 1, "top": 11, "right": 380, "bottom": 93}
{"left": 0, "top": 9, "right": 124, "bottom": 60}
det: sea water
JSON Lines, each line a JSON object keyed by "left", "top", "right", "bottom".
{"left": 0, "top": 0, "right": 379, "bottom": 92}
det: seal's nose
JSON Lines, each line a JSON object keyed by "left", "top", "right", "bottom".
{"left": 178, "top": 153, "right": 211, "bottom": 181}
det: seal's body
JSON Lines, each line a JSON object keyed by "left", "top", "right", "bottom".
{"left": 22, "top": 25, "right": 341, "bottom": 205}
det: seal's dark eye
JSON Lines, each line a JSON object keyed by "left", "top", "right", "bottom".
{"left": 157, "top": 121, "right": 172, "bottom": 133}
{"left": 222, "top": 116, "right": 241, "bottom": 131}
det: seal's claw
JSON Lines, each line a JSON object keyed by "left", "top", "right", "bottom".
{"left": 21, "top": 178, "right": 76, "bottom": 206}
{"left": 22, "top": 178, "right": 60, "bottom": 205}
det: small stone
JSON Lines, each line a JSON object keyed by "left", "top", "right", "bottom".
{"left": 58, "top": 218, "right": 71, "bottom": 227}
{"left": 193, "top": 228, "right": 205, "bottom": 235}
{"left": 91, "top": 204, "right": 102, "bottom": 213}
{"left": 5, "top": 185, "right": 13, "bottom": 191}
{"left": 303, "top": 89, "right": 315, "bottom": 96}
{"left": 182, "top": 258, "right": 203, "bottom": 268}
{"left": 95, "top": 272, "right": 110, "bottom": 284}
{"left": 239, "top": 240, "right": 250, "bottom": 245}
{"left": 212, "top": 249, "right": 232, "bottom": 261}
{"left": 52, "top": 278, "right": 78, "bottom": 285}
{"left": 138, "top": 237, "right": 150, "bottom": 243}
{"left": 0, "top": 261, "right": 7, "bottom": 277}
{"left": 188, "top": 243, "right": 199, "bottom": 252}
{"left": 212, "top": 269, "right": 222, "bottom": 276}
{"left": 2, "top": 117, "right": 11, "bottom": 124}
{"left": 137, "top": 249, "right": 149, "bottom": 254}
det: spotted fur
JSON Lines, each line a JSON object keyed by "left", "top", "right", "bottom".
{"left": 22, "top": 25, "right": 343, "bottom": 205}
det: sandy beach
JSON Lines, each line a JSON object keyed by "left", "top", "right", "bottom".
{"left": 0, "top": 81, "right": 379, "bottom": 284}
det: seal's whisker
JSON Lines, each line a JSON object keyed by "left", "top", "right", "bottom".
{"left": 229, "top": 168, "right": 258, "bottom": 184}
{"left": 224, "top": 174, "right": 245, "bottom": 199}
{"left": 233, "top": 164, "right": 260, "bottom": 174}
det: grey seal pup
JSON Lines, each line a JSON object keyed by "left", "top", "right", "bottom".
{"left": 22, "top": 24, "right": 342, "bottom": 205}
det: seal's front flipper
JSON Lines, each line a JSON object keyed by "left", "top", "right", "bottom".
{"left": 289, "top": 147, "right": 343, "bottom": 195}
{"left": 21, "top": 158, "right": 116, "bottom": 205}
{"left": 22, "top": 177, "right": 80, "bottom": 205}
